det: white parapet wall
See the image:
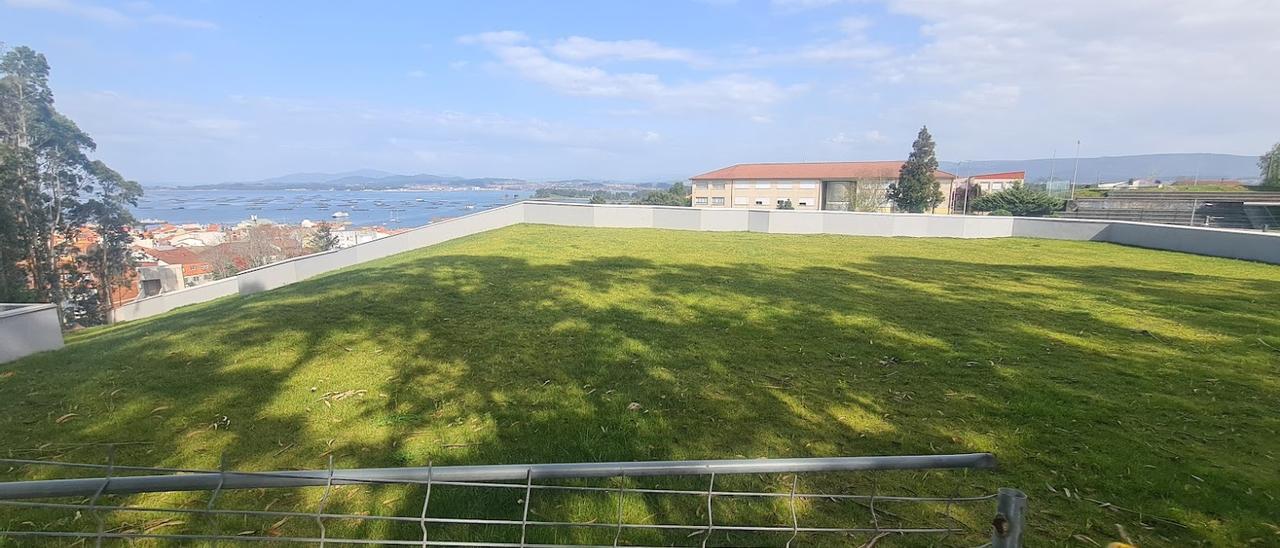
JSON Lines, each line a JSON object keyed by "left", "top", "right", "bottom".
{"left": 110, "top": 276, "right": 240, "bottom": 323}
{"left": 1, "top": 303, "right": 64, "bottom": 363}
{"left": 44, "top": 200, "right": 1280, "bottom": 330}
{"left": 236, "top": 201, "right": 527, "bottom": 296}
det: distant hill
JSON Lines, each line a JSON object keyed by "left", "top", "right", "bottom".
{"left": 163, "top": 171, "right": 526, "bottom": 190}
{"left": 247, "top": 169, "right": 401, "bottom": 186}
{"left": 940, "top": 153, "right": 1261, "bottom": 183}
{"left": 149, "top": 153, "right": 1265, "bottom": 190}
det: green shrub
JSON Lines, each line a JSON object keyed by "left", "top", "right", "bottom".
{"left": 971, "top": 184, "right": 1064, "bottom": 216}
{"left": 989, "top": 208, "right": 1012, "bottom": 216}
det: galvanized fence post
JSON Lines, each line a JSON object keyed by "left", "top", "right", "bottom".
{"left": 991, "top": 487, "right": 1027, "bottom": 547}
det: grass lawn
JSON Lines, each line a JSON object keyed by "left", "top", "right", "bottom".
{"left": 1073, "top": 183, "right": 1268, "bottom": 198}
{"left": 2, "top": 224, "right": 1278, "bottom": 546}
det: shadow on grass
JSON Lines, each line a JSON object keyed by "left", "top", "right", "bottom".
{"left": 2, "top": 228, "right": 1278, "bottom": 546}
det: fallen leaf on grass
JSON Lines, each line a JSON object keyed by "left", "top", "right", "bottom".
{"left": 142, "top": 519, "right": 185, "bottom": 533}
{"left": 318, "top": 389, "right": 367, "bottom": 404}
{"left": 55, "top": 413, "right": 80, "bottom": 424}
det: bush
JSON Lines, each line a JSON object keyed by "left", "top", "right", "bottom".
{"left": 989, "top": 208, "right": 1012, "bottom": 216}
{"left": 971, "top": 185, "right": 1063, "bottom": 216}
{"left": 776, "top": 199, "right": 794, "bottom": 210}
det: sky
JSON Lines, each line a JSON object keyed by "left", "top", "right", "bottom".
{"left": 2, "top": 0, "right": 1278, "bottom": 184}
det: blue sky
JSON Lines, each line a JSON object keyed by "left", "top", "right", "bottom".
{"left": 3, "top": 0, "right": 1277, "bottom": 184}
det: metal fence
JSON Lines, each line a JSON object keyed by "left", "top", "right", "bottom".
{"left": 0, "top": 452, "right": 1024, "bottom": 547}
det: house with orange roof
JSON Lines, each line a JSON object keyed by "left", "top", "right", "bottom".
{"left": 139, "top": 247, "right": 215, "bottom": 287}
{"left": 689, "top": 161, "right": 957, "bottom": 213}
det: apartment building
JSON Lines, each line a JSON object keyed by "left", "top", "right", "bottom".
{"left": 961, "top": 171, "right": 1026, "bottom": 193}
{"left": 690, "top": 161, "right": 957, "bottom": 213}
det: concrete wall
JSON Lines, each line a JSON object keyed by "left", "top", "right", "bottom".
{"left": 523, "top": 202, "right": 1023, "bottom": 239}
{"left": 522, "top": 202, "right": 1280, "bottom": 262}
{"left": 1101, "top": 221, "right": 1280, "bottom": 264}
{"left": 110, "top": 276, "right": 240, "bottom": 323}
{"left": 238, "top": 202, "right": 526, "bottom": 296}
{"left": 1, "top": 303, "right": 64, "bottom": 363}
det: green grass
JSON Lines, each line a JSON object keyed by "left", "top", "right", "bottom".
{"left": 1073, "top": 183, "right": 1267, "bottom": 198}
{"left": 2, "top": 225, "right": 1278, "bottom": 546}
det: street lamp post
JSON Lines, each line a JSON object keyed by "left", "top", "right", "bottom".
{"left": 1070, "top": 140, "right": 1081, "bottom": 201}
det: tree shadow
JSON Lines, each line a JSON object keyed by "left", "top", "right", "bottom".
{"left": 2, "top": 226, "right": 1277, "bottom": 546}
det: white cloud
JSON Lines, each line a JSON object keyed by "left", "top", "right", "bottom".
{"left": 549, "top": 37, "right": 703, "bottom": 65}
{"left": 144, "top": 13, "right": 218, "bottom": 30}
{"left": 57, "top": 91, "right": 670, "bottom": 182}
{"left": 873, "top": 0, "right": 1280, "bottom": 155}
{"left": 406, "top": 69, "right": 427, "bottom": 79}
{"left": 460, "top": 31, "right": 798, "bottom": 113}
{"left": 828, "top": 130, "right": 886, "bottom": 145}
{"left": 5, "top": 0, "right": 130, "bottom": 24}
{"left": 771, "top": 0, "right": 852, "bottom": 9}
{"left": 5, "top": 0, "right": 218, "bottom": 29}
{"left": 739, "top": 14, "right": 892, "bottom": 65}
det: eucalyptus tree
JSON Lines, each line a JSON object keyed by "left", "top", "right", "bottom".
{"left": 0, "top": 45, "right": 141, "bottom": 324}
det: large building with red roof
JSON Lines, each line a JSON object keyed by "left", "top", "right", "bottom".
{"left": 963, "top": 171, "right": 1026, "bottom": 193}
{"left": 689, "top": 161, "right": 957, "bottom": 213}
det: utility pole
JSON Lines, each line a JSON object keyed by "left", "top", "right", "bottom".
{"left": 1264, "top": 151, "right": 1274, "bottom": 185}
{"left": 1069, "top": 140, "right": 1081, "bottom": 201}
{"left": 959, "top": 161, "right": 970, "bottom": 215}
{"left": 1047, "top": 149, "right": 1057, "bottom": 191}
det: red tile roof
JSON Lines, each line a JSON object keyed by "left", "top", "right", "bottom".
{"left": 970, "top": 171, "right": 1025, "bottom": 180}
{"left": 691, "top": 161, "right": 956, "bottom": 180}
{"left": 143, "top": 247, "right": 213, "bottom": 277}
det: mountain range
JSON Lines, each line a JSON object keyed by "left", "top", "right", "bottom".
{"left": 939, "top": 153, "right": 1261, "bottom": 183}
{"left": 165, "top": 171, "right": 526, "bottom": 191}
{"left": 150, "top": 152, "right": 1265, "bottom": 189}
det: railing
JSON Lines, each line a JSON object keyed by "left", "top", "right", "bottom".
{"left": 0, "top": 452, "right": 1025, "bottom": 546}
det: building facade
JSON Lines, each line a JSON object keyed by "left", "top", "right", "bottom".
{"left": 961, "top": 171, "right": 1026, "bottom": 193}
{"left": 690, "top": 161, "right": 957, "bottom": 213}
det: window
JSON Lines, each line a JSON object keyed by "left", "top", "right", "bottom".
{"left": 711, "top": 196, "right": 726, "bottom": 206}
{"left": 754, "top": 197, "right": 770, "bottom": 206}
{"left": 694, "top": 196, "right": 709, "bottom": 206}
{"left": 798, "top": 198, "right": 813, "bottom": 206}
{"left": 734, "top": 196, "right": 749, "bottom": 205}
{"left": 776, "top": 182, "right": 793, "bottom": 189}
{"left": 797, "top": 182, "right": 817, "bottom": 189}
{"left": 711, "top": 182, "right": 725, "bottom": 190}
{"left": 755, "top": 182, "right": 771, "bottom": 189}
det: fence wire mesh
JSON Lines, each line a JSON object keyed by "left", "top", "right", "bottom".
{"left": 0, "top": 451, "right": 1022, "bottom": 547}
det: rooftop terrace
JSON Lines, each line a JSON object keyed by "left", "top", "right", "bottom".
{"left": 1, "top": 223, "right": 1278, "bottom": 545}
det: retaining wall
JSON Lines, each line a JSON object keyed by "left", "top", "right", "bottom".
{"left": 1, "top": 303, "right": 64, "bottom": 363}
{"left": 43, "top": 201, "right": 1280, "bottom": 331}
{"left": 110, "top": 276, "right": 240, "bottom": 323}
{"left": 236, "top": 202, "right": 525, "bottom": 295}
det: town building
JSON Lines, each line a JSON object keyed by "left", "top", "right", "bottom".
{"left": 689, "top": 161, "right": 957, "bottom": 213}
{"left": 959, "top": 171, "right": 1026, "bottom": 193}
{"left": 138, "top": 247, "right": 215, "bottom": 288}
